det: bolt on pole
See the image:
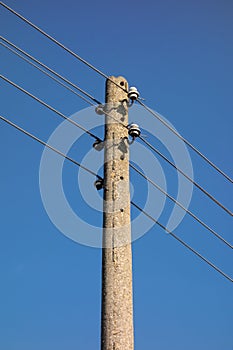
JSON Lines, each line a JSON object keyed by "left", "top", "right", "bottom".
{"left": 101, "top": 76, "right": 134, "bottom": 350}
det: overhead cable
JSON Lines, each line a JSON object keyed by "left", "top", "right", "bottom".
{"left": 137, "top": 100, "right": 233, "bottom": 184}
{"left": 0, "top": 36, "right": 101, "bottom": 105}
{"left": 1, "top": 73, "right": 230, "bottom": 247}
{"left": 0, "top": 113, "right": 231, "bottom": 283}
{"left": 2, "top": 72, "right": 231, "bottom": 219}
{"left": 1, "top": 2, "right": 231, "bottom": 185}
{"left": 131, "top": 201, "right": 233, "bottom": 283}
{"left": 0, "top": 2, "right": 127, "bottom": 93}
{"left": 0, "top": 114, "right": 101, "bottom": 178}
{"left": 139, "top": 136, "right": 233, "bottom": 217}
{"left": 1, "top": 73, "right": 231, "bottom": 218}
{"left": 2, "top": 39, "right": 230, "bottom": 217}
{"left": 130, "top": 162, "right": 232, "bottom": 249}
{"left": 0, "top": 74, "right": 100, "bottom": 141}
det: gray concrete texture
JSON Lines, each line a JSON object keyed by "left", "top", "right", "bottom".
{"left": 101, "top": 77, "right": 134, "bottom": 350}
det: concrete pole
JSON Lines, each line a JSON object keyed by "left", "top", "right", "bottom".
{"left": 101, "top": 76, "right": 134, "bottom": 350}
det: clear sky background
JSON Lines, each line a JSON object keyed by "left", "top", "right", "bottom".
{"left": 0, "top": 0, "right": 233, "bottom": 349}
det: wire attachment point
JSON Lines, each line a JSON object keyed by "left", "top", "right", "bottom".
{"left": 128, "top": 87, "right": 140, "bottom": 102}
{"left": 93, "top": 140, "right": 104, "bottom": 151}
{"left": 95, "top": 104, "right": 105, "bottom": 115}
{"left": 94, "top": 179, "right": 104, "bottom": 190}
{"left": 128, "top": 123, "right": 141, "bottom": 144}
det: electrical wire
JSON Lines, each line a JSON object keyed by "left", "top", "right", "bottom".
{"left": 2, "top": 38, "right": 230, "bottom": 207}
{"left": 1, "top": 46, "right": 232, "bottom": 244}
{"left": 0, "top": 39, "right": 127, "bottom": 127}
{"left": 0, "top": 44, "right": 127, "bottom": 127}
{"left": 2, "top": 72, "right": 232, "bottom": 237}
{"left": 1, "top": 73, "right": 231, "bottom": 220}
{"left": 1, "top": 70, "right": 230, "bottom": 246}
{"left": 0, "top": 43, "right": 127, "bottom": 128}
{"left": 1, "top": 1, "right": 232, "bottom": 282}
{"left": 0, "top": 36, "right": 101, "bottom": 105}
{"left": 0, "top": 42, "right": 95, "bottom": 106}
{"left": 0, "top": 74, "right": 101, "bottom": 141}
{"left": 129, "top": 162, "right": 232, "bottom": 249}
{"left": 0, "top": 2, "right": 127, "bottom": 93}
{"left": 2, "top": 2, "right": 232, "bottom": 185}
{"left": 0, "top": 114, "right": 101, "bottom": 179}
{"left": 131, "top": 201, "right": 233, "bottom": 283}
{"left": 3, "top": 35, "right": 231, "bottom": 198}
{"left": 2, "top": 38, "right": 231, "bottom": 217}
{"left": 0, "top": 113, "right": 231, "bottom": 282}
{"left": 139, "top": 135, "right": 233, "bottom": 217}
{"left": 137, "top": 100, "right": 233, "bottom": 184}
{"left": 1, "top": 114, "right": 232, "bottom": 283}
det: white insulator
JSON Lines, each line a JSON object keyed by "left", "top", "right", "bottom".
{"left": 128, "top": 87, "right": 140, "bottom": 101}
{"left": 128, "top": 123, "right": 141, "bottom": 139}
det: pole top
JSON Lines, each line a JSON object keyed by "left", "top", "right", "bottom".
{"left": 106, "top": 76, "right": 128, "bottom": 93}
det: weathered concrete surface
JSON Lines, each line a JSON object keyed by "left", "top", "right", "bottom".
{"left": 101, "top": 76, "right": 134, "bottom": 350}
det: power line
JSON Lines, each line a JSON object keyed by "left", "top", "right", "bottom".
{"left": 3, "top": 39, "right": 230, "bottom": 214}
{"left": 131, "top": 201, "right": 233, "bottom": 283}
{"left": 129, "top": 162, "right": 232, "bottom": 249}
{"left": 2, "top": 69, "right": 230, "bottom": 246}
{"left": 2, "top": 40, "right": 231, "bottom": 216}
{"left": 2, "top": 73, "right": 232, "bottom": 239}
{"left": 0, "top": 39, "right": 126, "bottom": 127}
{"left": 0, "top": 37, "right": 130, "bottom": 131}
{"left": 139, "top": 135, "right": 233, "bottom": 217}
{"left": 1, "top": 2, "right": 232, "bottom": 186}
{"left": 0, "top": 113, "right": 231, "bottom": 283}
{"left": 3, "top": 2, "right": 232, "bottom": 186}
{"left": 1, "top": 39, "right": 127, "bottom": 130}
{"left": 0, "top": 36, "right": 101, "bottom": 105}
{"left": 0, "top": 2, "right": 127, "bottom": 93}
{"left": 137, "top": 100, "right": 233, "bottom": 184}
{"left": 3, "top": 69, "right": 231, "bottom": 245}
{"left": 0, "top": 114, "right": 101, "bottom": 179}
{"left": 3, "top": 38, "right": 230, "bottom": 208}
{"left": 0, "top": 41, "right": 232, "bottom": 219}
{"left": 1, "top": 48, "right": 231, "bottom": 243}
{"left": 0, "top": 44, "right": 126, "bottom": 126}
{"left": 0, "top": 74, "right": 101, "bottom": 141}
{"left": 0, "top": 41, "right": 96, "bottom": 106}
{"left": 2, "top": 73, "right": 231, "bottom": 219}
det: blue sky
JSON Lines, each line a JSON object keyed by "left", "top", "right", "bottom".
{"left": 0, "top": 0, "right": 233, "bottom": 349}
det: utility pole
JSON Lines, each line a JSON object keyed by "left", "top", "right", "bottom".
{"left": 101, "top": 76, "right": 134, "bottom": 350}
